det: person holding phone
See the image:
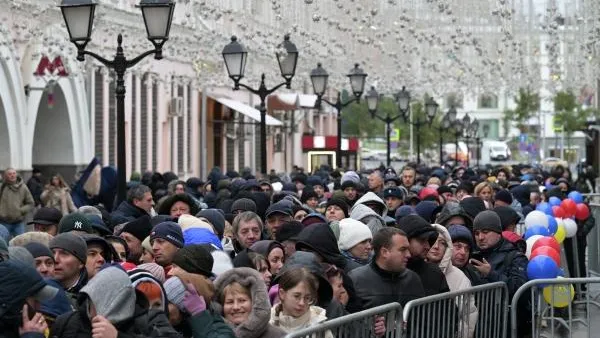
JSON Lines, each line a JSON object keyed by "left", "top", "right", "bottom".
{"left": 470, "top": 211, "right": 527, "bottom": 297}
{"left": 0, "top": 259, "right": 60, "bottom": 338}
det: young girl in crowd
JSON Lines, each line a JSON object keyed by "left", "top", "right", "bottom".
{"left": 270, "top": 268, "right": 332, "bottom": 337}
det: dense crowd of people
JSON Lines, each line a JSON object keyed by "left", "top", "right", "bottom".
{"left": 0, "top": 162, "right": 594, "bottom": 338}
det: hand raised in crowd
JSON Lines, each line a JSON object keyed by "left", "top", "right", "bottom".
{"left": 19, "top": 304, "right": 47, "bottom": 336}
{"left": 183, "top": 282, "right": 207, "bottom": 315}
{"left": 374, "top": 315, "right": 386, "bottom": 337}
{"left": 470, "top": 258, "right": 492, "bottom": 277}
{"left": 91, "top": 315, "right": 118, "bottom": 338}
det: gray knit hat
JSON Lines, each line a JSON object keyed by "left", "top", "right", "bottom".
{"left": 49, "top": 233, "right": 88, "bottom": 264}
{"left": 164, "top": 276, "right": 186, "bottom": 311}
{"left": 8, "top": 246, "right": 35, "bottom": 267}
{"left": 231, "top": 198, "right": 257, "bottom": 214}
{"left": 472, "top": 210, "right": 502, "bottom": 234}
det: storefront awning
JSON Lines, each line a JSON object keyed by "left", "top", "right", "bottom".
{"left": 276, "top": 93, "right": 318, "bottom": 108}
{"left": 214, "top": 97, "right": 283, "bottom": 126}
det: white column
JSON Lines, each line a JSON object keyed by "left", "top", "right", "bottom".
{"left": 182, "top": 83, "right": 189, "bottom": 176}
{"left": 89, "top": 70, "right": 95, "bottom": 156}
{"left": 135, "top": 75, "right": 142, "bottom": 174}
{"left": 102, "top": 72, "right": 109, "bottom": 166}
{"left": 146, "top": 75, "right": 153, "bottom": 172}
{"left": 191, "top": 87, "right": 200, "bottom": 176}
{"left": 125, "top": 73, "right": 132, "bottom": 179}
{"left": 156, "top": 81, "right": 165, "bottom": 173}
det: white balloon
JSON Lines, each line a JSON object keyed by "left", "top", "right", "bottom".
{"left": 563, "top": 218, "right": 578, "bottom": 238}
{"left": 525, "top": 211, "right": 549, "bottom": 229}
{"left": 526, "top": 235, "right": 545, "bottom": 258}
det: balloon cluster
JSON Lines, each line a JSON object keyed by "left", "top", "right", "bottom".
{"left": 523, "top": 191, "right": 588, "bottom": 308}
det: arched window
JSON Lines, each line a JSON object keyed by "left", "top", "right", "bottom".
{"left": 478, "top": 93, "right": 498, "bottom": 109}
{"left": 445, "top": 92, "right": 464, "bottom": 108}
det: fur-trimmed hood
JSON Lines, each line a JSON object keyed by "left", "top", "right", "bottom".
{"left": 431, "top": 224, "right": 453, "bottom": 274}
{"left": 214, "top": 267, "right": 285, "bottom": 338}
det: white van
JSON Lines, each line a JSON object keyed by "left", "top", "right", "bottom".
{"left": 481, "top": 140, "right": 511, "bottom": 163}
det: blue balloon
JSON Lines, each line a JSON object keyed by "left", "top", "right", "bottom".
{"left": 525, "top": 225, "right": 550, "bottom": 239}
{"left": 546, "top": 215, "right": 558, "bottom": 235}
{"left": 548, "top": 196, "right": 562, "bottom": 207}
{"left": 536, "top": 202, "right": 553, "bottom": 216}
{"left": 568, "top": 191, "right": 584, "bottom": 204}
{"left": 527, "top": 255, "right": 559, "bottom": 280}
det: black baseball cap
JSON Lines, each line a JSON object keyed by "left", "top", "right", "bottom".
{"left": 28, "top": 207, "right": 62, "bottom": 225}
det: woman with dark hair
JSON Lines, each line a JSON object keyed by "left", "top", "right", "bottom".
{"left": 158, "top": 193, "right": 200, "bottom": 217}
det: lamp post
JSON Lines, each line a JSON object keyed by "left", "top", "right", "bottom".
{"left": 435, "top": 113, "right": 452, "bottom": 166}
{"left": 365, "top": 87, "right": 403, "bottom": 167}
{"left": 222, "top": 35, "right": 299, "bottom": 176}
{"left": 465, "top": 118, "right": 479, "bottom": 167}
{"left": 309, "top": 63, "right": 367, "bottom": 169}
{"left": 476, "top": 124, "right": 490, "bottom": 167}
{"left": 399, "top": 89, "right": 438, "bottom": 164}
{"left": 59, "top": 0, "right": 175, "bottom": 205}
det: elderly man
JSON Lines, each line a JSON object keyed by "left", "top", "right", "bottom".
{"left": 0, "top": 168, "right": 35, "bottom": 238}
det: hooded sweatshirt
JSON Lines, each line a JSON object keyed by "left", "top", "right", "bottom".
{"left": 349, "top": 192, "right": 388, "bottom": 235}
{"left": 80, "top": 266, "right": 136, "bottom": 324}
{"left": 431, "top": 224, "right": 478, "bottom": 338}
{"left": 0, "top": 177, "right": 35, "bottom": 224}
{"left": 214, "top": 268, "right": 286, "bottom": 338}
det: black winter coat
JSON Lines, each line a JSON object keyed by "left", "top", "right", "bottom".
{"left": 407, "top": 258, "right": 451, "bottom": 296}
{"left": 293, "top": 223, "right": 362, "bottom": 313}
{"left": 477, "top": 238, "right": 528, "bottom": 297}
{"left": 110, "top": 201, "right": 148, "bottom": 227}
{"left": 349, "top": 261, "right": 425, "bottom": 310}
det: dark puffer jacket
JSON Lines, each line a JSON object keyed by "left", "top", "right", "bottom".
{"left": 477, "top": 238, "right": 528, "bottom": 297}
{"left": 349, "top": 261, "right": 425, "bottom": 310}
{"left": 110, "top": 200, "right": 148, "bottom": 226}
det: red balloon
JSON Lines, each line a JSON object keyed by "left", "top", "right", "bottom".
{"left": 560, "top": 199, "right": 577, "bottom": 218}
{"left": 530, "top": 246, "right": 561, "bottom": 266}
{"left": 552, "top": 206, "right": 566, "bottom": 219}
{"left": 531, "top": 236, "right": 561, "bottom": 254}
{"left": 575, "top": 203, "right": 590, "bottom": 221}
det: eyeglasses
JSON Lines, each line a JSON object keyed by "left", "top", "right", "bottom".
{"left": 290, "top": 292, "right": 315, "bottom": 305}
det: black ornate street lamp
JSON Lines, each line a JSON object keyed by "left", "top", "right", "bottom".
{"left": 222, "top": 35, "right": 299, "bottom": 175}
{"left": 476, "top": 124, "right": 490, "bottom": 167}
{"left": 60, "top": 0, "right": 175, "bottom": 205}
{"left": 310, "top": 63, "right": 367, "bottom": 169}
{"left": 399, "top": 88, "right": 438, "bottom": 164}
{"left": 465, "top": 118, "right": 479, "bottom": 167}
{"left": 435, "top": 113, "right": 452, "bottom": 166}
{"left": 366, "top": 87, "right": 400, "bottom": 167}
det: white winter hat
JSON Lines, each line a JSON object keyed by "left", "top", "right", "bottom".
{"left": 338, "top": 218, "right": 373, "bottom": 251}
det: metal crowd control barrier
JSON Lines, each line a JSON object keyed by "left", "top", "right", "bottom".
{"left": 283, "top": 302, "right": 402, "bottom": 338}
{"left": 587, "top": 202, "right": 600, "bottom": 277}
{"left": 510, "top": 277, "right": 600, "bottom": 338}
{"left": 403, "top": 282, "right": 509, "bottom": 338}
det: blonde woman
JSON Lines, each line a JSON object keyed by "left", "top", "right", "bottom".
{"left": 40, "top": 174, "right": 76, "bottom": 215}
{"left": 473, "top": 182, "right": 493, "bottom": 205}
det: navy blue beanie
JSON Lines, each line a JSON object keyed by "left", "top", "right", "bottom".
{"left": 447, "top": 225, "right": 473, "bottom": 248}
{"left": 150, "top": 221, "right": 184, "bottom": 248}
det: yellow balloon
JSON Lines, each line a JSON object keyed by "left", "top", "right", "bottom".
{"left": 554, "top": 224, "right": 566, "bottom": 244}
{"left": 543, "top": 284, "right": 575, "bottom": 308}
